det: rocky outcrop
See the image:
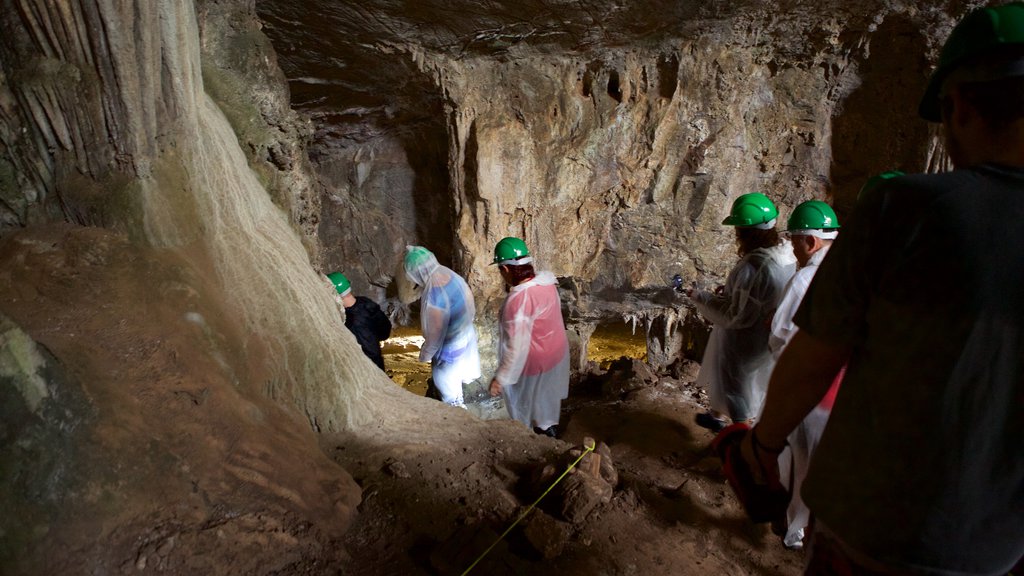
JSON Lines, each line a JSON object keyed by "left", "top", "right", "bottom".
{"left": 258, "top": 0, "right": 969, "bottom": 365}
{"left": 0, "top": 1, "right": 988, "bottom": 572}
{"left": 0, "top": 225, "right": 361, "bottom": 574}
{"left": 0, "top": 1, "right": 478, "bottom": 572}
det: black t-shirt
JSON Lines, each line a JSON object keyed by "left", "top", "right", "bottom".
{"left": 344, "top": 296, "right": 391, "bottom": 371}
{"left": 795, "top": 165, "right": 1024, "bottom": 574}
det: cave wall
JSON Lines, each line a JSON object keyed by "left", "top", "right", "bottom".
{"left": 253, "top": 0, "right": 981, "bottom": 377}
{"left": 436, "top": 40, "right": 846, "bottom": 310}
{"left": 197, "top": 0, "right": 324, "bottom": 264}
{"left": 259, "top": 1, "right": 975, "bottom": 327}
{"left": 1, "top": 0, "right": 472, "bottom": 571}
{"left": 0, "top": 1, "right": 990, "bottom": 570}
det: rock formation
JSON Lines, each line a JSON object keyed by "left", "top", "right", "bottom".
{"left": 259, "top": 0, "right": 968, "bottom": 366}
{"left": 0, "top": 0, "right": 979, "bottom": 572}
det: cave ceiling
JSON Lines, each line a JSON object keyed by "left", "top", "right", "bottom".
{"left": 256, "top": 0, "right": 973, "bottom": 136}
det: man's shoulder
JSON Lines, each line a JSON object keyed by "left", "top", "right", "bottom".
{"left": 881, "top": 165, "right": 1024, "bottom": 195}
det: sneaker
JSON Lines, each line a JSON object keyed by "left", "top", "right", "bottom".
{"left": 695, "top": 412, "right": 728, "bottom": 433}
{"left": 533, "top": 425, "right": 559, "bottom": 438}
{"left": 784, "top": 529, "right": 805, "bottom": 550}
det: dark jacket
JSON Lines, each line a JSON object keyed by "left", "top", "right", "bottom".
{"left": 345, "top": 296, "right": 391, "bottom": 370}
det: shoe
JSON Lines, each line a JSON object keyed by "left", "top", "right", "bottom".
{"left": 784, "top": 528, "right": 805, "bottom": 550}
{"left": 695, "top": 412, "right": 728, "bottom": 433}
{"left": 533, "top": 425, "right": 559, "bottom": 438}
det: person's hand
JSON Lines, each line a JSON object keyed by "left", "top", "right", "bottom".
{"left": 489, "top": 378, "right": 503, "bottom": 397}
{"left": 739, "top": 427, "right": 782, "bottom": 486}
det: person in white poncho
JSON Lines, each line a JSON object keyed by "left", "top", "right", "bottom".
{"left": 487, "top": 237, "right": 569, "bottom": 438}
{"left": 768, "top": 200, "right": 843, "bottom": 550}
{"left": 403, "top": 245, "right": 481, "bottom": 408}
{"left": 688, "top": 192, "right": 795, "bottom": 433}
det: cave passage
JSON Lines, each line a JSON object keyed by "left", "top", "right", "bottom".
{"left": 588, "top": 321, "right": 649, "bottom": 368}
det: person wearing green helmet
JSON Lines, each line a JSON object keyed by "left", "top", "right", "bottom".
{"left": 688, "top": 192, "right": 796, "bottom": 433}
{"left": 855, "top": 170, "right": 904, "bottom": 202}
{"left": 327, "top": 272, "right": 391, "bottom": 371}
{"left": 402, "top": 245, "right": 480, "bottom": 408}
{"left": 491, "top": 236, "right": 530, "bottom": 264}
{"left": 744, "top": 5, "right": 1024, "bottom": 574}
{"left": 764, "top": 200, "right": 842, "bottom": 550}
{"left": 487, "top": 237, "right": 570, "bottom": 438}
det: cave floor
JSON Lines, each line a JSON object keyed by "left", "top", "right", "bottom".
{"left": 323, "top": 370, "right": 805, "bottom": 576}
{"left": 0, "top": 225, "right": 801, "bottom": 575}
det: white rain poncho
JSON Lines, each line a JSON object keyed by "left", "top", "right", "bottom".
{"left": 769, "top": 246, "right": 830, "bottom": 360}
{"left": 769, "top": 245, "right": 840, "bottom": 548}
{"left": 404, "top": 247, "right": 481, "bottom": 406}
{"left": 494, "top": 271, "right": 570, "bottom": 431}
{"left": 693, "top": 243, "right": 795, "bottom": 421}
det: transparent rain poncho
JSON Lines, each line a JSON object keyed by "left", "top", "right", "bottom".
{"left": 692, "top": 243, "right": 795, "bottom": 421}
{"left": 404, "top": 246, "right": 481, "bottom": 406}
{"left": 769, "top": 246, "right": 830, "bottom": 360}
{"left": 493, "top": 271, "right": 570, "bottom": 430}
{"left": 767, "top": 245, "right": 837, "bottom": 549}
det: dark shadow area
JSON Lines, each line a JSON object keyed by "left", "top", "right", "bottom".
{"left": 657, "top": 53, "right": 679, "bottom": 99}
{"left": 564, "top": 402, "right": 696, "bottom": 459}
{"left": 400, "top": 111, "right": 456, "bottom": 268}
{"left": 829, "top": 15, "right": 933, "bottom": 216}
{"left": 608, "top": 70, "right": 623, "bottom": 102}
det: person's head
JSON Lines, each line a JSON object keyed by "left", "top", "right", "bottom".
{"left": 492, "top": 236, "right": 536, "bottom": 288}
{"left": 919, "top": 3, "right": 1024, "bottom": 167}
{"left": 403, "top": 245, "right": 439, "bottom": 288}
{"left": 327, "top": 271, "right": 357, "bottom": 307}
{"left": 785, "top": 200, "right": 839, "bottom": 267}
{"left": 857, "top": 170, "right": 904, "bottom": 202}
{"left": 723, "top": 192, "right": 782, "bottom": 255}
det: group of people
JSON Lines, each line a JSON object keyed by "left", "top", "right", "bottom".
{"left": 327, "top": 4, "right": 1024, "bottom": 572}
{"left": 686, "top": 190, "right": 841, "bottom": 551}
{"left": 327, "top": 237, "right": 570, "bottom": 438}
{"left": 700, "top": 4, "right": 1024, "bottom": 575}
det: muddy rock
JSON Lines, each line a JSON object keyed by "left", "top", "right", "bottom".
{"left": 522, "top": 512, "right": 568, "bottom": 559}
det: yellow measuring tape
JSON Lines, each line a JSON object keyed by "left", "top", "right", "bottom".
{"left": 460, "top": 438, "right": 597, "bottom": 576}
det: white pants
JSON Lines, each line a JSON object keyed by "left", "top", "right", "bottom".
{"left": 778, "top": 405, "right": 831, "bottom": 547}
{"left": 431, "top": 338, "right": 481, "bottom": 406}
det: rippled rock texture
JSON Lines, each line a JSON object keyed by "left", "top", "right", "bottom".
{"left": 258, "top": 0, "right": 965, "bottom": 317}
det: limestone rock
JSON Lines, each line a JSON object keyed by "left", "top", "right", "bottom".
{"left": 522, "top": 511, "right": 568, "bottom": 560}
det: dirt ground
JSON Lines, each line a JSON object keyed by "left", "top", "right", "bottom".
{"left": 329, "top": 351, "right": 806, "bottom": 575}
{"left": 0, "top": 225, "right": 804, "bottom": 575}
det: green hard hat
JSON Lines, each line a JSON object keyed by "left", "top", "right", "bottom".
{"left": 493, "top": 237, "right": 530, "bottom": 264}
{"left": 722, "top": 192, "right": 779, "bottom": 227}
{"left": 857, "top": 170, "right": 905, "bottom": 200}
{"left": 327, "top": 272, "right": 351, "bottom": 295}
{"left": 404, "top": 246, "right": 434, "bottom": 270}
{"left": 787, "top": 200, "right": 840, "bottom": 231}
{"left": 919, "top": 2, "right": 1024, "bottom": 122}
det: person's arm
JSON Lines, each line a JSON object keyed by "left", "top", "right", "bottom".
{"left": 692, "top": 260, "right": 768, "bottom": 329}
{"left": 742, "top": 329, "right": 849, "bottom": 478}
{"left": 768, "top": 274, "right": 805, "bottom": 358}
{"left": 419, "top": 301, "right": 449, "bottom": 363}
{"left": 493, "top": 292, "right": 534, "bottom": 387}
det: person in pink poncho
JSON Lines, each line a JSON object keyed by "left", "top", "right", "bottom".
{"left": 487, "top": 237, "right": 570, "bottom": 438}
